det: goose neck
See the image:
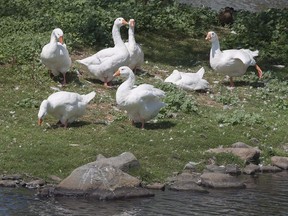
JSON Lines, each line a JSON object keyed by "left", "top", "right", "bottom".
{"left": 112, "top": 24, "right": 124, "bottom": 47}
{"left": 128, "top": 26, "right": 136, "bottom": 45}
{"left": 210, "top": 39, "right": 221, "bottom": 58}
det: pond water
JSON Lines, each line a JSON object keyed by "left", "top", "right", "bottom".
{"left": 1, "top": 172, "right": 288, "bottom": 215}
{"left": 179, "top": 0, "right": 288, "bottom": 11}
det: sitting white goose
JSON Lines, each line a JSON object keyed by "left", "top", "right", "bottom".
{"left": 164, "top": 67, "right": 209, "bottom": 91}
{"left": 205, "top": 31, "right": 262, "bottom": 87}
{"left": 113, "top": 66, "right": 165, "bottom": 129}
{"left": 38, "top": 91, "right": 96, "bottom": 128}
{"left": 40, "top": 28, "right": 71, "bottom": 85}
{"left": 125, "top": 19, "right": 144, "bottom": 71}
{"left": 76, "top": 17, "right": 130, "bottom": 87}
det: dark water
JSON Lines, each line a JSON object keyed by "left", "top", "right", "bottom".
{"left": 179, "top": 0, "right": 288, "bottom": 11}
{"left": 1, "top": 172, "right": 288, "bottom": 216}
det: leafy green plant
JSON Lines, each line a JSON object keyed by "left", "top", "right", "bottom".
{"left": 156, "top": 82, "right": 199, "bottom": 118}
{"left": 216, "top": 109, "right": 264, "bottom": 126}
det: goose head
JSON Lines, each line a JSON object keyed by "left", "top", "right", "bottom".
{"left": 52, "top": 28, "right": 64, "bottom": 44}
{"left": 129, "top": 19, "right": 135, "bottom": 28}
{"left": 113, "top": 66, "right": 133, "bottom": 79}
{"left": 205, "top": 31, "right": 218, "bottom": 43}
{"left": 114, "top": 17, "right": 129, "bottom": 27}
{"left": 38, "top": 100, "right": 48, "bottom": 125}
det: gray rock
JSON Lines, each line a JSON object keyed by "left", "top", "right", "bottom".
{"left": 184, "top": 162, "right": 198, "bottom": 172}
{"left": 170, "top": 181, "right": 208, "bottom": 192}
{"left": 52, "top": 153, "right": 153, "bottom": 200}
{"left": 1, "top": 174, "right": 22, "bottom": 181}
{"left": 49, "top": 175, "right": 62, "bottom": 182}
{"left": 225, "top": 164, "right": 241, "bottom": 175}
{"left": 168, "top": 172, "right": 208, "bottom": 192}
{"left": 200, "top": 172, "right": 246, "bottom": 189}
{"left": 95, "top": 152, "right": 140, "bottom": 172}
{"left": 231, "top": 142, "right": 252, "bottom": 148}
{"left": 57, "top": 163, "right": 141, "bottom": 191}
{"left": 206, "top": 147, "right": 260, "bottom": 163}
{"left": 145, "top": 183, "right": 165, "bottom": 191}
{"left": 260, "top": 165, "right": 282, "bottom": 173}
{"left": 26, "top": 179, "right": 46, "bottom": 189}
{"left": 0, "top": 180, "right": 18, "bottom": 187}
{"left": 243, "top": 164, "right": 260, "bottom": 175}
{"left": 271, "top": 156, "right": 288, "bottom": 170}
{"left": 204, "top": 164, "right": 226, "bottom": 173}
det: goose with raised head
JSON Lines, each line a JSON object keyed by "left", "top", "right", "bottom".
{"left": 77, "top": 18, "right": 130, "bottom": 87}
{"left": 164, "top": 67, "right": 209, "bottom": 91}
{"left": 40, "top": 28, "right": 71, "bottom": 85}
{"left": 206, "top": 31, "right": 262, "bottom": 87}
{"left": 125, "top": 19, "right": 144, "bottom": 71}
{"left": 38, "top": 91, "right": 96, "bottom": 128}
{"left": 113, "top": 66, "right": 165, "bottom": 129}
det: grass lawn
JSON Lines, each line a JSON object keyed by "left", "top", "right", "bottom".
{"left": 0, "top": 29, "right": 287, "bottom": 184}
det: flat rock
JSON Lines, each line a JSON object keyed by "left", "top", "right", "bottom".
{"left": 95, "top": 152, "right": 140, "bottom": 172}
{"left": 207, "top": 147, "right": 260, "bottom": 163}
{"left": 0, "top": 180, "right": 18, "bottom": 187}
{"left": 271, "top": 156, "right": 288, "bottom": 170}
{"left": 243, "top": 164, "right": 260, "bottom": 175}
{"left": 260, "top": 165, "right": 282, "bottom": 173}
{"left": 231, "top": 142, "right": 252, "bottom": 148}
{"left": 51, "top": 153, "right": 153, "bottom": 200}
{"left": 145, "top": 183, "right": 165, "bottom": 191}
{"left": 168, "top": 172, "right": 207, "bottom": 192}
{"left": 200, "top": 172, "right": 246, "bottom": 189}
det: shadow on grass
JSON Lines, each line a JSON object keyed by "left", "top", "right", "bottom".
{"left": 134, "top": 120, "right": 176, "bottom": 130}
{"left": 222, "top": 80, "right": 265, "bottom": 88}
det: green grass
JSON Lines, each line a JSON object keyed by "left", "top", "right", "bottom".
{"left": 0, "top": 3, "right": 288, "bottom": 183}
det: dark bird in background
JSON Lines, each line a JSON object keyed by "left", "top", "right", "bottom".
{"left": 218, "top": 7, "right": 235, "bottom": 26}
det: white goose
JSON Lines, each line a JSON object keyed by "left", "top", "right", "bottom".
{"left": 164, "top": 67, "right": 209, "bottom": 91}
{"left": 206, "top": 31, "right": 262, "bottom": 87}
{"left": 125, "top": 19, "right": 144, "bottom": 71}
{"left": 76, "top": 17, "right": 130, "bottom": 87}
{"left": 113, "top": 66, "right": 165, "bottom": 129}
{"left": 38, "top": 91, "right": 96, "bottom": 128}
{"left": 40, "top": 28, "right": 71, "bottom": 85}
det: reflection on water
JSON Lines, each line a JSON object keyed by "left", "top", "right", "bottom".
{"left": 1, "top": 172, "right": 288, "bottom": 216}
{"left": 179, "top": 0, "right": 288, "bottom": 11}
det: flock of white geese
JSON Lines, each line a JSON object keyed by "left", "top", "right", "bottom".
{"left": 38, "top": 17, "right": 262, "bottom": 129}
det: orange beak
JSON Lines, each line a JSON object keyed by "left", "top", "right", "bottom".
{"left": 59, "top": 36, "right": 64, "bottom": 44}
{"left": 122, "top": 19, "right": 129, "bottom": 25}
{"left": 38, "top": 118, "right": 43, "bottom": 126}
{"left": 130, "top": 19, "right": 135, "bottom": 27}
{"left": 205, "top": 33, "right": 211, "bottom": 41}
{"left": 113, "top": 69, "right": 121, "bottom": 77}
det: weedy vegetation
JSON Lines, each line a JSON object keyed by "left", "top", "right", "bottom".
{"left": 0, "top": 0, "right": 287, "bottom": 183}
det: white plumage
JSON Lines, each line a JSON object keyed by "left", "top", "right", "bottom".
{"left": 76, "top": 18, "right": 130, "bottom": 87}
{"left": 113, "top": 66, "right": 165, "bottom": 129}
{"left": 164, "top": 67, "right": 209, "bottom": 90}
{"left": 40, "top": 28, "right": 71, "bottom": 85}
{"left": 38, "top": 91, "right": 96, "bottom": 128}
{"left": 125, "top": 19, "right": 144, "bottom": 71}
{"left": 206, "top": 31, "right": 262, "bottom": 87}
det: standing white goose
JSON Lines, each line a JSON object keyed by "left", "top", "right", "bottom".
{"left": 125, "top": 19, "right": 144, "bottom": 71}
{"left": 38, "top": 91, "right": 96, "bottom": 128}
{"left": 40, "top": 28, "right": 71, "bottom": 85}
{"left": 113, "top": 66, "right": 165, "bottom": 129}
{"left": 76, "top": 18, "right": 130, "bottom": 87}
{"left": 164, "top": 67, "right": 209, "bottom": 91}
{"left": 205, "top": 31, "right": 262, "bottom": 87}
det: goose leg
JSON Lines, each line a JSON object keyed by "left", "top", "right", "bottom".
{"left": 141, "top": 120, "right": 145, "bottom": 129}
{"left": 229, "top": 77, "right": 235, "bottom": 87}
{"left": 255, "top": 64, "right": 263, "bottom": 79}
{"left": 62, "top": 73, "right": 67, "bottom": 86}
